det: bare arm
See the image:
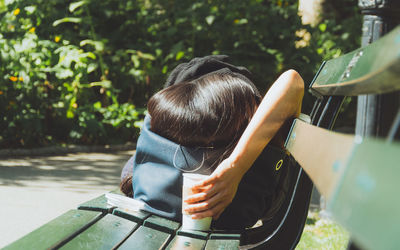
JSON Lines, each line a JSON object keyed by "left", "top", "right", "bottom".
{"left": 184, "top": 70, "right": 304, "bottom": 219}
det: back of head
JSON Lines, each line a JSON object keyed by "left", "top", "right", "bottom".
{"left": 148, "top": 70, "right": 261, "bottom": 150}
{"left": 120, "top": 60, "right": 261, "bottom": 198}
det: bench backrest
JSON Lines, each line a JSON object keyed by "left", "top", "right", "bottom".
{"left": 242, "top": 24, "right": 400, "bottom": 250}
{"left": 283, "top": 25, "right": 400, "bottom": 250}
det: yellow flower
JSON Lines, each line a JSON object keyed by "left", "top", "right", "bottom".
{"left": 9, "top": 76, "right": 18, "bottom": 82}
{"left": 29, "top": 27, "right": 36, "bottom": 33}
{"left": 0, "top": 90, "right": 3, "bottom": 95}
{"left": 19, "top": 76, "right": 23, "bottom": 81}
{"left": 13, "top": 8, "right": 20, "bottom": 16}
{"left": 54, "top": 36, "right": 61, "bottom": 43}
{"left": 44, "top": 80, "right": 50, "bottom": 85}
{"left": 234, "top": 19, "right": 239, "bottom": 24}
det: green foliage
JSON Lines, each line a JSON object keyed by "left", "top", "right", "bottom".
{"left": 313, "top": 0, "right": 362, "bottom": 60}
{"left": 0, "top": 0, "right": 361, "bottom": 148}
{"left": 0, "top": 0, "right": 145, "bottom": 147}
{"left": 296, "top": 212, "right": 349, "bottom": 249}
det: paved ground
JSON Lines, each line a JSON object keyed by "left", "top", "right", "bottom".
{"left": 0, "top": 150, "right": 134, "bottom": 248}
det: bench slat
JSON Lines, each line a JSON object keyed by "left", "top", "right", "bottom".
{"left": 3, "top": 209, "right": 102, "bottom": 250}
{"left": 60, "top": 214, "right": 137, "bottom": 250}
{"left": 209, "top": 232, "right": 241, "bottom": 240}
{"left": 177, "top": 229, "right": 209, "bottom": 240}
{"left": 165, "top": 235, "right": 206, "bottom": 250}
{"left": 285, "top": 119, "right": 355, "bottom": 199}
{"left": 143, "top": 215, "right": 181, "bottom": 234}
{"left": 310, "top": 26, "right": 400, "bottom": 96}
{"left": 78, "top": 194, "right": 113, "bottom": 213}
{"left": 112, "top": 207, "right": 150, "bottom": 224}
{"left": 204, "top": 239, "right": 240, "bottom": 250}
{"left": 286, "top": 118, "right": 400, "bottom": 249}
{"left": 329, "top": 138, "right": 400, "bottom": 250}
{"left": 118, "top": 226, "right": 170, "bottom": 250}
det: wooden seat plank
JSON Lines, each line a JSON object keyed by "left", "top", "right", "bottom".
{"left": 204, "top": 239, "right": 240, "bottom": 250}
{"left": 329, "top": 138, "right": 400, "bottom": 250}
{"left": 177, "top": 229, "right": 209, "bottom": 240}
{"left": 60, "top": 214, "right": 137, "bottom": 250}
{"left": 285, "top": 119, "right": 355, "bottom": 199}
{"left": 310, "top": 26, "right": 400, "bottom": 96}
{"left": 78, "top": 194, "right": 114, "bottom": 213}
{"left": 165, "top": 235, "right": 206, "bottom": 250}
{"left": 209, "top": 232, "right": 241, "bottom": 240}
{"left": 287, "top": 118, "right": 400, "bottom": 249}
{"left": 112, "top": 207, "right": 150, "bottom": 224}
{"left": 118, "top": 226, "right": 170, "bottom": 250}
{"left": 3, "top": 209, "right": 102, "bottom": 250}
{"left": 143, "top": 215, "right": 181, "bottom": 234}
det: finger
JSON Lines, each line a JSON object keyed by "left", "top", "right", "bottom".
{"left": 192, "top": 175, "right": 218, "bottom": 189}
{"left": 184, "top": 192, "right": 223, "bottom": 213}
{"left": 187, "top": 182, "right": 222, "bottom": 203}
{"left": 190, "top": 183, "right": 212, "bottom": 193}
{"left": 183, "top": 202, "right": 208, "bottom": 214}
{"left": 184, "top": 192, "right": 207, "bottom": 204}
{"left": 191, "top": 203, "right": 226, "bottom": 220}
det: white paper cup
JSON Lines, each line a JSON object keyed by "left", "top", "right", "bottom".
{"left": 182, "top": 173, "right": 212, "bottom": 231}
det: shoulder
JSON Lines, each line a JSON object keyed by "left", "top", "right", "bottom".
{"left": 281, "top": 69, "right": 304, "bottom": 90}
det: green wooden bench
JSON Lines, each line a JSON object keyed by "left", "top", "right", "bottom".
{"left": 284, "top": 25, "right": 400, "bottom": 250}
{"left": 4, "top": 192, "right": 241, "bottom": 250}
{"left": 4, "top": 25, "right": 400, "bottom": 250}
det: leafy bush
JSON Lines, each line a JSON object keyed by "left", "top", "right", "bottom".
{"left": 0, "top": 0, "right": 361, "bottom": 148}
{"left": 313, "top": 0, "right": 361, "bottom": 60}
{"left": 0, "top": 0, "right": 147, "bottom": 147}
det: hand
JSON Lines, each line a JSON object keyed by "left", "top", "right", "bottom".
{"left": 183, "top": 158, "right": 245, "bottom": 220}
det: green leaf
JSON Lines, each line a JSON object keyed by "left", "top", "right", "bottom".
{"left": 89, "top": 80, "right": 111, "bottom": 88}
{"left": 129, "top": 68, "right": 143, "bottom": 77}
{"left": 162, "top": 65, "right": 168, "bottom": 74}
{"left": 80, "top": 39, "right": 104, "bottom": 51}
{"left": 319, "top": 23, "right": 327, "bottom": 32}
{"left": 56, "top": 69, "right": 74, "bottom": 79}
{"left": 69, "top": 1, "right": 86, "bottom": 12}
{"left": 69, "top": 130, "right": 82, "bottom": 138}
{"left": 87, "top": 63, "right": 97, "bottom": 73}
{"left": 236, "top": 18, "right": 248, "bottom": 25}
{"left": 66, "top": 110, "right": 74, "bottom": 118}
{"left": 205, "top": 15, "right": 215, "bottom": 25}
{"left": 0, "top": 1, "right": 6, "bottom": 13}
{"left": 176, "top": 51, "right": 185, "bottom": 61}
{"left": 24, "top": 6, "right": 36, "bottom": 14}
{"left": 134, "top": 120, "right": 144, "bottom": 129}
{"left": 138, "top": 52, "right": 155, "bottom": 60}
{"left": 86, "top": 52, "right": 96, "bottom": 59}
{"left": 53, "top": 17, "right": 82, "bottom": 27}
{"left": 93, "top": 101, "right": 101, "bottom": 109}
{"left": 131, "top": 55, "right": 140, "bottom": 68}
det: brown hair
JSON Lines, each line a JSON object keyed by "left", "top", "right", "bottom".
{"left": 148, "top": 72, "right": 261, "bottom": 148}
{"left": 120, "top": 71, "right": 261, "bottom": 196}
